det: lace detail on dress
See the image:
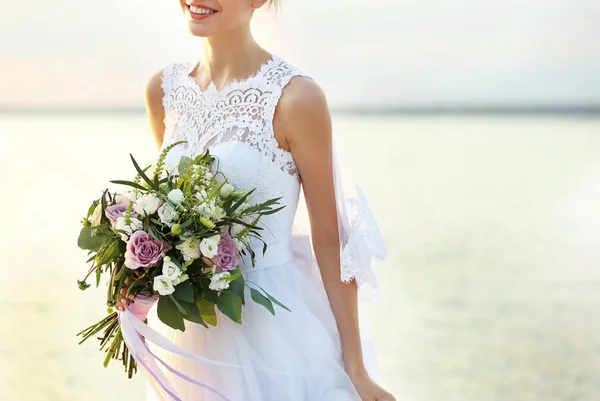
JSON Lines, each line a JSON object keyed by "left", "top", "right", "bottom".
{"left": 160, "top": 56, "right": 310, "bottom": 179}
{"left": 339, "top": 186, "right": 387, "bottom": 299}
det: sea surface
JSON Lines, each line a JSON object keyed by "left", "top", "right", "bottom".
{"left": 2, "top": 113, "right": 600, "bottom": 401}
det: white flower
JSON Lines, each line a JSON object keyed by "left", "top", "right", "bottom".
{"left": 158, "top": 202, "right": 178, "bottom": 227}
{"left": 172, "top": 273, "right": 189, "bottom": 286}
{"left": 167, "top": 189, "right": 185, "bottom": 205}
{"left": 153, "top": 275, "right": 175, "bottom": 296}
{"left": 200, "top": 235, "right": 220, "bottom": 258}
{"left": 209, "top": 272, "right": 231, "bottom": 292}
{"left": 176, "top": 238, "right": 201, "bottom": 262}
{"left": 114, "top": 194, "right": 131, "bottom": 205}
{"left": 115, "top": 216, "right": 143, "bottom": 240}
{"left": 162, "top": 257, "right": 181, "bottom": 281}
{"left": 230, "top": 223, "right": 244, "bottom": 237}
{"left": 219, "top": 183, "right": 234, "bottom": 198}
{"left": 91, "top": 204, "right": 102, "bottom": 226}
{"left": 134, "top": 193, "right": 161, "bottom": 216}
{"left": 195, "top": 189, "right": 208, "bottom": 202}
{"left": 196, "top": 201, "right": 215, "bottom": 217}
{"left": 212, "top": 206, "right": 225, "bottom": 221}
{"left": 234, "top": 238, "right": 246, "bottom": 252}
{"left": 121, "top": 190, "right": 138, "bottom": 203}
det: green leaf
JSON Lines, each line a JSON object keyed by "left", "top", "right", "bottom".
{"left": 77, "top": 227, "right": 104, "bottom": 252}
{"left": 216, "top": 291, "right": 243, "bottom": 324}
{"left": 258, "top": 206, "right": 286, "bottom": 216}
{"left": 195, "top": 297, "right": 218, "bottom": 327}
{"left": 230, "top": 189, "right": 255, "bottom": 212}
{"left": 109, "top": 180, "right": 147, "bottom": 191}
{"left": 250, "top": 288, "right": 274, "bottom": 315}
{"left": 173, "top": 281, "right": 194, "bottom": 303}
{"left": 178, "top": 157, "right": 194, "bottom": 176}
{"left": 130, "top": 154, "right": 156, "bottom": 190}
{"left": 227, "top": 273, "right": 246, "bottom": 305}
{"left": 168, "top": 295, "right": 207, "bottom": 328}
{"left": 157, "top": 296, "right": 185, "bottom": 331}
{"left": 95, "top": 239, "right": 121, "bottom": 266}
{"left": 266, "top": 292, "right": 291, "bottom": 313}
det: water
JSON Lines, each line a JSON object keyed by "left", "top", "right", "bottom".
{"left": 2, "top": 113, "right": 600, "bottom": 401}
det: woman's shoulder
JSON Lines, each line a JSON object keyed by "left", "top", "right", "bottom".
{"left": 144, "top": 61, "right": 195, "bottom": 105}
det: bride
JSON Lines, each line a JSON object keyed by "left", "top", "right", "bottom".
{"left": 122, "top": 0, "right": 395, "bottom": 400}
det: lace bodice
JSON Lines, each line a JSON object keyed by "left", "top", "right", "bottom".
{"left": 159, "top": 55, "right": 385, "bottom": 295}
{"left": 160, "top": 55, "right": 308, "bottom": 245}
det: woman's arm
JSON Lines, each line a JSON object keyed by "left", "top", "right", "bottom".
{"left": 116, "top": 70, "right": 166, "bottom": 313}
{"left": 274, "top": 77, "right": 395, "bottom": 401}
{"left": 144, "top": 69, "right": 166, "bottom": 150}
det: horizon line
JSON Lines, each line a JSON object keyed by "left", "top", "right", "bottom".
{"left": 2, "top": 105, "right": 600, "bottom": 116}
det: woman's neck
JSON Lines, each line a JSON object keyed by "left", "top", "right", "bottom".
{"left": 195, "top": 26, "right": 272, "bottom": 90}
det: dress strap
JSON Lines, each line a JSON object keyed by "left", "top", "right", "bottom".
{"left": 161, "top": 62, "right": 195, "bottom": 112}
{"left": 261, "top": 57, "right": 313, "bottom": 125}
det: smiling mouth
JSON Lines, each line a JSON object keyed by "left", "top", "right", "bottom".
{"left": 185, "top": 2, "right": 218, "bottom": 18}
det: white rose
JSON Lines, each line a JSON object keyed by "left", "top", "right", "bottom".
{"left": 167, "top": 189, "right": 185, "bottom": 205}
{"left": 172, "top": 273, "right": 189, "bottom": 286}
{"left": 219, "top": 183, "right": 234, "bottom": 198}
{"left": 134, "top": 193, "right": 161, "bottom": 216}
{"left": 158, "top": 202, "right": 178, "bottom": 227}
{"left": 209, "top": 272, "right": 231, "bottom": 292}
{"left": 162, "top": 257, "right": 180, "bottom": 281}
{"left": 200, "top": 235, "right": 220, "bottom": 258}
{"left": 153, "top": 275, "right": 175, "bottom": 296}
{"left": 176, "top": 238, "right": 201, "bottom": 262}
{"left": 91, "top": 204, "right": 102, "bottom": 226}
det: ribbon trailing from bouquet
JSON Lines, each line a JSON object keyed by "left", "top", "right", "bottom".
{"left": 118, "top": 296, "right": 291, "bottom": 401}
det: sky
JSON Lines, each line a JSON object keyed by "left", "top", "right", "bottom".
{"left": 1, "top": 0, "right": 599, "bottom": 109}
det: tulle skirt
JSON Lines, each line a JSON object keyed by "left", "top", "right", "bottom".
{"left": 145, "top": 236, "right": 376, "bottom": 401}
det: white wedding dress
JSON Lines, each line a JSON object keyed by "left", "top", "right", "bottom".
{"left": 145, "top": 55, "right": 384, "bottom": 401}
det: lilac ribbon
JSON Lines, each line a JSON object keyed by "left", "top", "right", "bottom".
{"left": 118, "top": 295, "right": 232, "bottom": 401}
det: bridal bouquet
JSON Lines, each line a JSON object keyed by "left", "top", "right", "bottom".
{"left": 76, "top": 141, "right": 288, "bottom": 377}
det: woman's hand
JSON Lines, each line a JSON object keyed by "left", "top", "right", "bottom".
{"left": 348, "top": 368, "right": 396, "bottom": 401}
{"left": 115, "top": 277, "right": 134, "bottom": 312}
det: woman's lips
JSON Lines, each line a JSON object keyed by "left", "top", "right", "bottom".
{"left": 185, "top": 2, "right": 218, "bottom": 20}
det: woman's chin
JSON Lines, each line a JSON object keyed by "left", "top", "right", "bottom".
{"left": 187, "top": 22, "right": 214, "bottom": 38}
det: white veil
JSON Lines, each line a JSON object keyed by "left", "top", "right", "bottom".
{"left": 253, "top": 7, "right": 388, "bottom": 301}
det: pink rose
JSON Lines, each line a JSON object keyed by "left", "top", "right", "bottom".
{"left": 105, "top": 204, "right": 128, "bottom": 223}
{"left": 124, "top": 230, "right": 172, "bottom": 270}
{"left": 212, "top": 230, "right": 239, "bottom": 271}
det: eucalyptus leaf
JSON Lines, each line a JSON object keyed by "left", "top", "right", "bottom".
{"left": 250, "top": 288, "right": 275, "bottom": 315}
{"left": 157, "top": 296, "right": 185, "bottom": 331}
{"left": 179, "top": 301, "right": 208, "bottom": 328}
{"left": 173, "top": 281, "right": 194, "bottom": 303}
{"left": 227, "top": 274, "right": 246, "bottom": 305}
{"left": 77, "top": 227, "right": 104, "bottom": 252}
{"left": 195, "top": 297, "right": 218, "bottom": 326}
{"left": 216, "top": 291, "right": 243, "bottom": 324}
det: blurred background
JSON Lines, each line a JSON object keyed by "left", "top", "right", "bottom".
{"left": 2, "top": 0, "right": 600, "bottom": 400}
